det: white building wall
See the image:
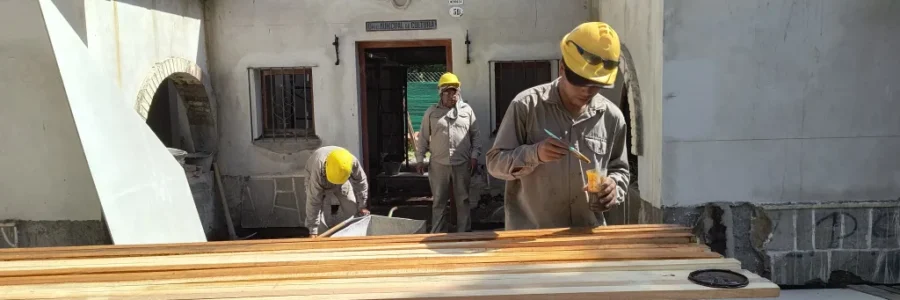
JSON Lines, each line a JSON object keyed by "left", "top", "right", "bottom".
{"left": 662, "top": 0, "right": 900, "bottom": 206}
{"left": 0, "top": 0, "right": 210, "bottom": 235}
{"left": 207, "top": 0, "right": 591, "bottom": 176}
{"left": 593, "top": 0, "right": 665, "bottom": 210}
{"left": 0, "top": 0, "right": 99, "bottom": 221}
{"left": 83, "top": 0, "right": 208, "bottom": 108}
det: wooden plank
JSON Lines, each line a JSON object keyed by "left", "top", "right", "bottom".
{"left": 0, "top": 225, "right": 777, "bottom": 299}
{"left": 0, "top": 269, "right": 778, "bottom": 299}
{"left": 848, "top": 285, "right": 900, "bottom": 300}
{"left": 0, "top": 228, "right": 694, "bottom": 261}
{"left": 0, "top": 247, "right": 722, "bottom": 277}
{"left": 0, "top": 223, "right": 684, "bottom": 251}
{"left": 874, "top": 285, "right": 900, "bottom": 295}
{"left": 0, "top": 258, "right": 742, "bottom": 287}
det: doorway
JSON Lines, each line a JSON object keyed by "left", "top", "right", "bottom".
{"left": 357, "top": 40, "right": 452, "bottom": 203}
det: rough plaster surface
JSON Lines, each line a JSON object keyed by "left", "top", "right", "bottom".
{"left": 188, "top": 170, "right": 228, "bottom": 241}
{"left": 0, "top": 0, "right": 101, "bottom": 221}
{"left": 594, "top": 0, "right": 664, "bottom": 209}
{"left": 662, "top": 0, "right": 900, "bottom": 206}
{"left": 4, "top": 221, "right": 111, "bottom": 248}
{"left": 82, "top": 0, "right": 208, "bottom": 108}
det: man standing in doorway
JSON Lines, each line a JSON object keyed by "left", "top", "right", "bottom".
{"left": 305, "top": 146, "right": 370, "bottom": 237}
{"left": 486, "top": 22, "right": 630, "bottom": 230}
{"left": 415, "top": 72, "right": 482, "bottom": 233}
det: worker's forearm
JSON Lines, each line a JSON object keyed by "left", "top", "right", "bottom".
{"left": 305, "top": 192, "right": 324, "bottom": 235}
{"left": 416, "top": 109, "right": 432, "bottom": 163}
{"left": 305, "top": 204, "right": 322, "bottom": 235}
{"left": 415, "top": 145, "right": 428, "bottom": 164}
{"left": 485, "top": 144, "right": 541, "bottom": 180}
{"left": 469, "top": 113, "right": 482, "bottom": 160}
{"left": 356, "top": 196, "right": 368, "bottom": 211}
{"left": 608, "top": 168, "right": 629, "bottom": 204}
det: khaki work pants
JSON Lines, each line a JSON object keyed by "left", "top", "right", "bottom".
{"left": 428, "top": 162, "right": 471, "bottom": 233}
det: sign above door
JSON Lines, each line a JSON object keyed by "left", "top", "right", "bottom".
{"left": 366, "top": 20, "right": 438, "bottom": 32}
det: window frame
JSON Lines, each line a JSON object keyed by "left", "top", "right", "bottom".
{"left": 248, "top": 67, "right": 317, "bottom": 141}
{"left": 488, "top": 59, "right": 559, "bottom": 136}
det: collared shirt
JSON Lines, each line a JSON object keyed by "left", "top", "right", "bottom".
{"left": 486, "top": 78, "right": 630, "bottom": 230}
{"left": 415, "top": 98, "right": 482, "bottom": 166}
{"left": 304, "top": 146, "right": 368, "bottom": 234}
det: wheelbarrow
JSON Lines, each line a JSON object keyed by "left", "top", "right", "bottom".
{"left": 318, "top": 207, "right": 427, "bottom": 238}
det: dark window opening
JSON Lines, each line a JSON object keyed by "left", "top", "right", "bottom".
{"left": 259, "top": 68, "right": 314, "bottom": 139}
{"left": 492, "top": 61, "right": 552, "bottom": 135}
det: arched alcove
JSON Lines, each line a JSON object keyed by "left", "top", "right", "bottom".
{"left": 133, "top": 57, "right": 224, "bottom": 241}
{"left": 134, "top": 57, "right": 218, "bottom": 153}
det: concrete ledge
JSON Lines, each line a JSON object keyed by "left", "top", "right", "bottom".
{"left": 0, "top": 220, "right": 111, "bottom": 248}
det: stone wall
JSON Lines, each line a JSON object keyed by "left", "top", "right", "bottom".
{"left": 665, "top": 201, "right": 900, "bottom": 286}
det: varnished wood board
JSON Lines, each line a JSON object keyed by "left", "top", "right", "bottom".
{"left": 0, "top": 269, "right": 778, "bottom": 299}
{"left": 0, "top": 256, "right": 739, "bottom": 286}
{"left": 0, "top": 247, "right": 721, "bottom": 277}
{"left": 0, "top": 225, "right": 692, "bottom": 261}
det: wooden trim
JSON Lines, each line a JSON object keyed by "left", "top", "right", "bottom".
{"left": 357, "top": 39, "right": 452, "bottom": 175}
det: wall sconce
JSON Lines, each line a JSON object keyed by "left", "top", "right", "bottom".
{"left": 333, "top": 35, "right": 340, "bottom": 65}
{"left": 465, "top": 30, "right": 471, "bottom": 64}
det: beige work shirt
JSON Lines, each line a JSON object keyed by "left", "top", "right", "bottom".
{"left": 486, "top": 78, "right": 630, "bottom": 230}
{"left": 415, "top": 99, "right": 482, "bottom": 166}
{"left": 304, "top": 146, "right": 369, "bottom": 235}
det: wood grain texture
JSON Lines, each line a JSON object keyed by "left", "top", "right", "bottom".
{"left": 0, "top": 225, "right": 780, "bottom": 299}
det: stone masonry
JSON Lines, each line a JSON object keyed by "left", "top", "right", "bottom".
{"left": 665, "top": 200, "right": 900, "bottom": 287}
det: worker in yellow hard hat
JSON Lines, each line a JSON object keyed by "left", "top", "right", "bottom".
{"left": 486, "top": 22, "right": 630, "bottom": 230}
{"left": 415, "top": 72, "right": 481, "bottom": 233}
{"left": 304, "top": 146, "right": 370, "bottom": 237}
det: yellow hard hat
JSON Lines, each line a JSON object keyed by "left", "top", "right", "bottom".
{"left": 437, "top": 72, "right": 461, "bottom": 89}
{"left": 325, "top": 148, "right": 355, "bottom": 185}
{"left": 560, "top": 22, "right": 621, "bottom": 88}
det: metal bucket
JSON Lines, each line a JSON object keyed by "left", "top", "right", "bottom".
{"left": 167, "top": 148, "right": 188, "bottom": 166}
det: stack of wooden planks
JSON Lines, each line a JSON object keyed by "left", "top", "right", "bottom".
{"left": 0, "top": 224, "right": 779, "bottom": 299}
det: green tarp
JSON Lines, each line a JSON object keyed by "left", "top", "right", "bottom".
{"left": 407, "top": 81, "right": 438, "bottom": 132}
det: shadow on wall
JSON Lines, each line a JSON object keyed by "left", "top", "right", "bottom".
{"left": 51, "top": 0, "right": 86, "bottom": 46}
{"left": 111, "top": 0, "right": 203, "bottom": 20}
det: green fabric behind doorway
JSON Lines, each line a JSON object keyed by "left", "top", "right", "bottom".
{"left": 407, "top": 81, "right": 438, "bottom": 132}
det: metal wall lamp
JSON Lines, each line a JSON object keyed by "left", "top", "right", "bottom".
{"left": 333, "top": 35, "right": 340, "bottom": 65}
{"left": 465, "top": 30, "right": 472, "bottom": 64}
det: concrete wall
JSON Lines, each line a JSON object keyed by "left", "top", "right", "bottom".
{"left": 662, "top": 0, "right": 900, "bottom": 206}
{"left": 592, "top": 0, "right": 665, "bottom": 216}
{"left": 83, "top": 0, "right": 207, "bottom": 108}
{"left": 0, "top": 0, "right": 100, "bottom": 222}
{"left": 0, "top": 0, "right": 218, "bottom": 246}
{"left": 662, "top": 0, "right": 900, "bottom": 286}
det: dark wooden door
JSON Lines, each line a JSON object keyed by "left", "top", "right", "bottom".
{"left": 365, "top": 63, "right": 408, "bottom": 178}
